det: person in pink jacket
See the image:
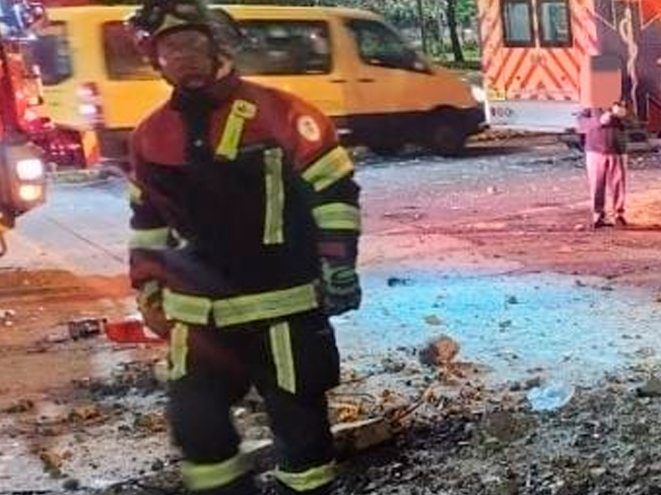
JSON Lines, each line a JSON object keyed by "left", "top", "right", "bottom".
{"left": 577, "top": 101, "right": 629, "bottom": 229}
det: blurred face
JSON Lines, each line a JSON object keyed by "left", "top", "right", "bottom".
{"left": 155, "top": 29, "right": 216, "bottom": 89}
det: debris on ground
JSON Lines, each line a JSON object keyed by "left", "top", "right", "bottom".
{"left": 636, "top": 376, "right": 661, "bottom": 398}
{"left": 418, "top": 335, "right": 460, "bottom": 368}
{"left": 67, "top": 318, "right": 104, "bottom": 340}
{"left": 527, "top": 382, "right": 575, "bottom": 412}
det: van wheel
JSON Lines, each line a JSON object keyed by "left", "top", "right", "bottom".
{"left": 426, "top": 123, "right": 467, "bottom": 157}
{"left": 369, "top": 142, "right": 404, "bottom": 157}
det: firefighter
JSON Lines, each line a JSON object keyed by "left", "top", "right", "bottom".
{"left": 125, "top": 0, "right": 361, "bottom": 494}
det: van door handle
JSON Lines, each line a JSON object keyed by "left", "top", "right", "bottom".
{"left": 358, "top": 78, "right": 376, "bottom": 83}
{"left": 330, "top": 78, "right": 347, "bottom": 83}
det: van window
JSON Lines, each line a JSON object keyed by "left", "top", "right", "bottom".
{"left": 502, "top": 0, "right": 534, "bottom": 47}
{"left": 236, "top": 21, "right": 332, "bottom": 75}
{"left": 538, "top": 0, "right": 572, "bottom": 47}
{"left": 31, "top": 21, "right": 73, "bottom": 85}
{"left": 346, "top": 19, "right": 427, "bottom": 72}
{"left": 103, "top": 21, "right": 158, "bottom": 80}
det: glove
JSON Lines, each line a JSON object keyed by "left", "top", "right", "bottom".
{"left": 612, "top": 102, "right": 627, "bottom": 118}
{"left": 320, "top": 260, "right": 361, "bottom": 316}
{"left": 599, "top": 111, "right": 613, "bottom": 125}
{"left": 136, "top": 281, "right": 172, "bottom": 339}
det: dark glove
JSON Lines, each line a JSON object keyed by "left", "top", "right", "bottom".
{"left": 137, "top": 281, "right": 172, "bottom": 339}
{"left": 320, "top": 260, "right": 361, "bottom": 316}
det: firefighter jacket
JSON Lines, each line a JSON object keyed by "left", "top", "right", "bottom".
{"left": 128, "top": 72, "right": 361, "bottom": 329}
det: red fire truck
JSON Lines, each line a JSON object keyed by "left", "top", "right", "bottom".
{"left": 0, "top": 0, "right": 48, "bottom": 255}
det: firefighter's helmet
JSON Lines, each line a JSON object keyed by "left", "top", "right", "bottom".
{"left": 125, "top": 0, "right": 242, "bottom": 59}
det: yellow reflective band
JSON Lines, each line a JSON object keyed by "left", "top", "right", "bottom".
{"left": 163, "top": 284, "right": 319, "bottom": 328}
{"left": 312, "top": 203, "right": 361, "bottom": 232}
{"left": 128, "top": 181, "right": 143, "bottom": 205}
{"left": 163, "top": 289, "right": 213, "bottom": 325}
{"left": 216, "top": 99, "right": 257, "bottom": 160}
{"left": 169, "top": 322, "right": 189, "bottom": 381}
{"left": 181, "top": 454, "right": 250, "bottom": 491}
{"left": 302, "top": 147, "right": 354, "bottom": 192}
{"left": 129, "top": 227, "right": 170, "bottom": 250}
{"left": 213, "top": 283, "right": 318, "bottom": 327}
{"left": 275, "top": 462, "right": 336, "bottom": 492}
{"left": 263, "top": 148, "right": 285, "bottom": 245}
{"left": 269, "top": 322, "right": 296, "bottom": 394}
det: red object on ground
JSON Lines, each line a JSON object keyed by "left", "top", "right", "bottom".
{"left": 104, "top": 318, "right": 165, "bottom": 344}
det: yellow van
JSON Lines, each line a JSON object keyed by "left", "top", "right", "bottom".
{"left": 32, "top": 5, "right": 482, "bottom": 164}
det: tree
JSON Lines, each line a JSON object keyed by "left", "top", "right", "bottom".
{"left": 445, "top": 0, "right": 463, "bottom": 62}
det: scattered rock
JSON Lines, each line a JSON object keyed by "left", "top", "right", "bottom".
{"left": 4, "top": 398, "right": 35, "bottom": 414}
{"left": 70, "top": 404, "right": 102, "bottom": 422}
{"left": 68, "top": 318, "right": 104, "bottom": 340}
{"left": 505, "top": 295, "right": 519, "bottom": 305}
{"left": 62, "top": 478, "right": 80, "bottom": 491}
{"left": 419, "top": 335, "right": 460, "bottom": 367}
{"left": 637, "top": 377, "right": 661, "bottom": 398}
{"left": 387, "top": 277, "right": 413, "bottom": 287}
{"left": 40, "top": 449, "right": 64, "bottom": 476}
{"left": 573, "top": 223, "right": 587, "bottom": 231}
{"left": 424, "top": 315, "right": 443, "bottom": 326}
{"left": 333, "top": 418, "right": 394, "bottom": 456}
{"left": 524, "top": 377, "right": 543, "bottom": 390}
{"left": 134, "top": 411, "right": 168, "bottom": 433}
{"left": 527, "top": 383, "right": 574, "bottom": 412}
{"left": 498, "top": 320, "right": 513, "bottom": 330}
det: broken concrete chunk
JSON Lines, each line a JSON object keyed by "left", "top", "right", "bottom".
{"left": 424, "top": 315, "right": 443, "bottom": 326}
{"left": 637, "top": 377, "right": 661, "bottom": 398}
{"left": 419, "top": 335, "right": 460, "bottom": 367}
{"left": 134, "top": 411, "right": 168, "bottom": 433}
{"left": 332, "top": 418, "right": 394, "bottom": 456}
{"left": 70, "top": 403, "right": 102, "bottom": 422}
{"left": 4, "top": 398, "right": 35, "bottom": 414}
{"left": 40, "top": 449, "right": 64, "bottom": 476}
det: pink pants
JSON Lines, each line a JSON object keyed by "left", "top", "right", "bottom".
{"left": 586, "top": 152, "right": 627, "bottom": 220}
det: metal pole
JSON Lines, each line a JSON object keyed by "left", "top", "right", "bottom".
{"left": 416, "top": 0, "right": 429, "bottom": 54}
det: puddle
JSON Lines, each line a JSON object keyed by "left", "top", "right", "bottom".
{"left": 336, "top": 269, "right": 661, "bottom": 385}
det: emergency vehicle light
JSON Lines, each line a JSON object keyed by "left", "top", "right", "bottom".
{"left": 18, "top": 184, "right": 42, "bottom": 202}
{"left": 15, "top": 157, "right": 43, "bottom": 180}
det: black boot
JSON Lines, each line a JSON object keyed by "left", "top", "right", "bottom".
{"left": 273, "top": 480, "right": 334, "bottom": 495}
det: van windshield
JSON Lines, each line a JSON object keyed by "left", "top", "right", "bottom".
{"left": 30, "top": 21, "right": 73, "bottom": 86}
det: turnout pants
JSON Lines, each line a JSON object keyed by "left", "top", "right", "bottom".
{"left": 586, "top": 151, "right": 627, "bottom": 221}
{"left": 167, "top": 311, "right": 340, "bottom": 495}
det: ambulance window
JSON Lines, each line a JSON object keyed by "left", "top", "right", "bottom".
{"left": 538, "top": 0, "right": 572, "bottom": 47}
{"left": 31, "top": 21, "right": 72, "bottom": 86}
{"left": 346, "top": 19, "right": 427, "bottom": 72}
{"left": 502, "top": 0, "right": 534, "bottom": 47}
{"left": 236, "top": 21, "right": 332, "bottom": 75}
{"left": 103, "top": 21, "right": 158, "bottom": 80}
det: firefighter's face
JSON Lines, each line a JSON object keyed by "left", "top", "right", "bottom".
{"left": 155, "top": 29, "right": 218, "bottom": 89}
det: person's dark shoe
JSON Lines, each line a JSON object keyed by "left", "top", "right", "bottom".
{"left": 592, "top": 217, "right": 613, "bottom": 229}
{"left": 615, "top": 216, "right": 628, "bottom": 228}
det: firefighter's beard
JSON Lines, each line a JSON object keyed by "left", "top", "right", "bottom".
{"left": 164, "top": 57, "right": 233, "bottom": 91}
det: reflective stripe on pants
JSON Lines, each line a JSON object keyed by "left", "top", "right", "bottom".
{"left": 275, "top": 462, "right": 336, "bottom": 492}
{"left": 162, "top": 283, "right": 319, "bottom": 327}
{"left": 182, "top": 454, "right": 251, "bottom": 491}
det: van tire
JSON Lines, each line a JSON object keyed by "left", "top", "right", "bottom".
{"left": 424, "top": 109, "right": 468, "bottom": 157}
{"left": 426, "top": 124, "right": 467, "bottom": 157}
